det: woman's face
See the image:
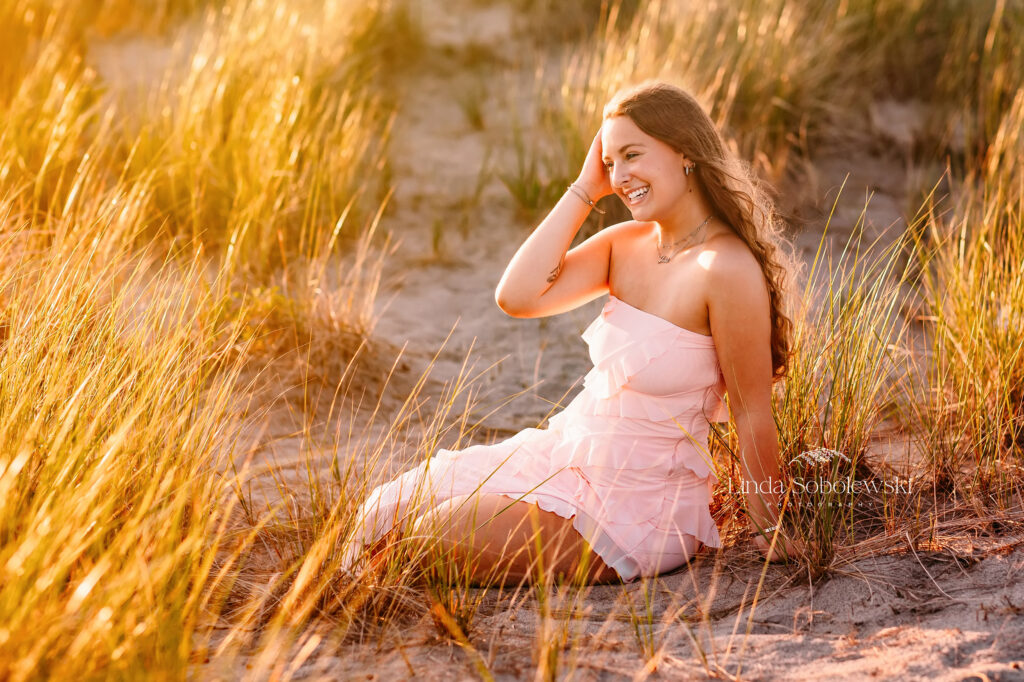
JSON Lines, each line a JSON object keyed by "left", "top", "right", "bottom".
{"left": 600, "top": 115, "right": 690, "bottom": 220}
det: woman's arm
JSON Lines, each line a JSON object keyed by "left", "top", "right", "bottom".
{"left": 494, "top": 185, "right": 599, "bottom": 313}
{"left": 495, "top": 132, "right": 617, "bottom": 316}
{"left": 705, "top": 241, "right": 795, "bottom": 561}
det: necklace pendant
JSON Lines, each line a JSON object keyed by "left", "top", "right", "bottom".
{"left": 653, "top": 214, "right": 714, "bottom": 265}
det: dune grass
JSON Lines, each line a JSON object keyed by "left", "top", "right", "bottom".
{"left": 907, "top": 128, "right": 1024, "bottom": 502}
{"left": 114, "top": 0, "right": 397, "bottom": 276}
{"left": 0, "top": 0, "right": 410, "bottom": 678}
{"left": 0, "top": 182, "right": 252, "bottom": 679}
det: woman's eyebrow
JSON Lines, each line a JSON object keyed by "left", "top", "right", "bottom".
{"left": 602, "top": 143, "right": 644, "bottom": 160}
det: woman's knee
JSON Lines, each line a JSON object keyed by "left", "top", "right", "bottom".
{"left": 410, "top": 495, "right": 503, "bottom": 559}
{"left": 407, "top": 495, "right": 620, "bottom": 584}
{"left": 409, "top": 494, "right": 549, "bottom": 560}
{"left": 411, "top": 494, "right": 474, "bottom": 534}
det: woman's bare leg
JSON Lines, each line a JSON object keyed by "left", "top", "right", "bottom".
{"left": 409, "top": 493, "right": 621, "bottom": 586}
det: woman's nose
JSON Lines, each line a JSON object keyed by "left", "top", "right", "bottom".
{"left": 611, "top": 165, "right": 631, "bottom": 188}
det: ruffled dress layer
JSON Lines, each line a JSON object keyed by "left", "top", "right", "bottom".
{"left": 342, "top": 294, "right": 729, "bottom": 582}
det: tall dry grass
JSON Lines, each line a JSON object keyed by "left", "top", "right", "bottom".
{"left": 0, "top": 181, "right": 253, "bottom": 679}
{"left": 0, "top": 0, "right": 412, "bottom": 678}
{"left": 120, "top": 2, "right": 396, "bottom": 277}
{"left": 907, "top": 88, "right": 1024, "bottom": 503}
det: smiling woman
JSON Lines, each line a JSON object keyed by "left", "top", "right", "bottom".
{"left": 341, "top": 80, "right": 803, "bottom": 587}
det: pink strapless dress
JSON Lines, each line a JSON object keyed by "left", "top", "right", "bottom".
{"left": 342, "top": 294, "right": 729, "bottom": 582}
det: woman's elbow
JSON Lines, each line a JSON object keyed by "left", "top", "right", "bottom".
{"left": 495, "top": 292, "right": 530, "bottom": 318}
{"left": 495, "top": 289, "right": 520, "bottom": 316}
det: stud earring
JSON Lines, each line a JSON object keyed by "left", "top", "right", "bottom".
{"left": 684, "top": 164, "right": 695, "bottom": 176}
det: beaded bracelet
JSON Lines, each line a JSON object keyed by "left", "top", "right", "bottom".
{"left": 567, "top": 183, "right": 606, "bottom": 214}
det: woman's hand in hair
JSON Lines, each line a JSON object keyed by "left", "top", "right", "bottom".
{"left": 574, "top": 129, "right": 613, "bottom": 203}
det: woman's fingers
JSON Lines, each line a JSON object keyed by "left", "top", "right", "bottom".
{"left": 576, "top": 128, "right": 612, "bottom": 200}
{"left": 753, "top": 532, "right": 803, "bottom": 562}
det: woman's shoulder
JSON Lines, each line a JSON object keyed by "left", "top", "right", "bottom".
{"left": 608, "top": 219, "right": 647, "bottom": 237}
{"left": 604, "top": 220, "right": 650, "bottom": 253}
{"left": 702, "top": 228, "right": 764, "bottom": 280}
{"left": 704, "top": 224, "right": 753, "bottom": 259}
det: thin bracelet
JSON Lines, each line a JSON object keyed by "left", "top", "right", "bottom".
{"left": 567, "top": 183, "right": 606, "bottom": 214}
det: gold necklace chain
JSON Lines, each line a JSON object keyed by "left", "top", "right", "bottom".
{"left": 656, "top": 215, "right": 714, "bottom": 264}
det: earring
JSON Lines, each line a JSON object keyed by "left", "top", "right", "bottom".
{"left": 684, "top": 164, "right": 695, "bottom": 176}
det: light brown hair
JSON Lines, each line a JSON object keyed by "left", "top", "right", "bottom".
{"left": 604, "top": 80, "right": 797, "bottom": 381}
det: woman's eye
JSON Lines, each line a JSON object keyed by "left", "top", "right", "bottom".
{"left": 604, "top": 153, "right": 637, "bottom": 171}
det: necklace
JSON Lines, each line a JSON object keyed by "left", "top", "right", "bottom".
{"left": 656, "top": 214, "right": 714, "bottom": 264}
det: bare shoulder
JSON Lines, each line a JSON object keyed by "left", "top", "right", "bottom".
{"left": 606, "top": 219, "right": 646, "bottom": 240}
{"left": 601, "top": 219, "right": 646, "bottom": 254}
{"left": 609, "top": 219, "right": 668, "bottom": 249}
{"left": 702, "top": 229, "right": 774, "bottom": 418}
{"left": 702, "top": 231, "right": 766, "bottom": 290}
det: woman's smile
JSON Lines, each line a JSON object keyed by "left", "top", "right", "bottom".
{"left": 625, "top": 184, "right": 650, "bottom": 205}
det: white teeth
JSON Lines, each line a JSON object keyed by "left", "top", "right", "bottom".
{"left": 627, "top": 186, "right": 649, "bottom": 201}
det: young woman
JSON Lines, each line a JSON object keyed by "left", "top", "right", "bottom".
{"left": 341, "top": 81, "right": 800, "bottom": 585}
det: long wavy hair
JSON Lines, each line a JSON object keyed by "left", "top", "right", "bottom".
{"left": 603, "top": 80, "right": 797, "bottom": 381}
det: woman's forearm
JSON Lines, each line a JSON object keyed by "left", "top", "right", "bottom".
{"left": 494, "top": 187, "right": 594, "bottom": 312}
{"left": 734, "top": 413, "right": 785, "bottom": 531}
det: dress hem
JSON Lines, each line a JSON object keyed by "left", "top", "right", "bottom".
{"left": 488, "top": 490, "right": 711, "bottom": 583}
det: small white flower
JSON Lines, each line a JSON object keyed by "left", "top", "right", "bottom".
{"left": 790, "top": 447, "right": 851, "bottom": 466}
